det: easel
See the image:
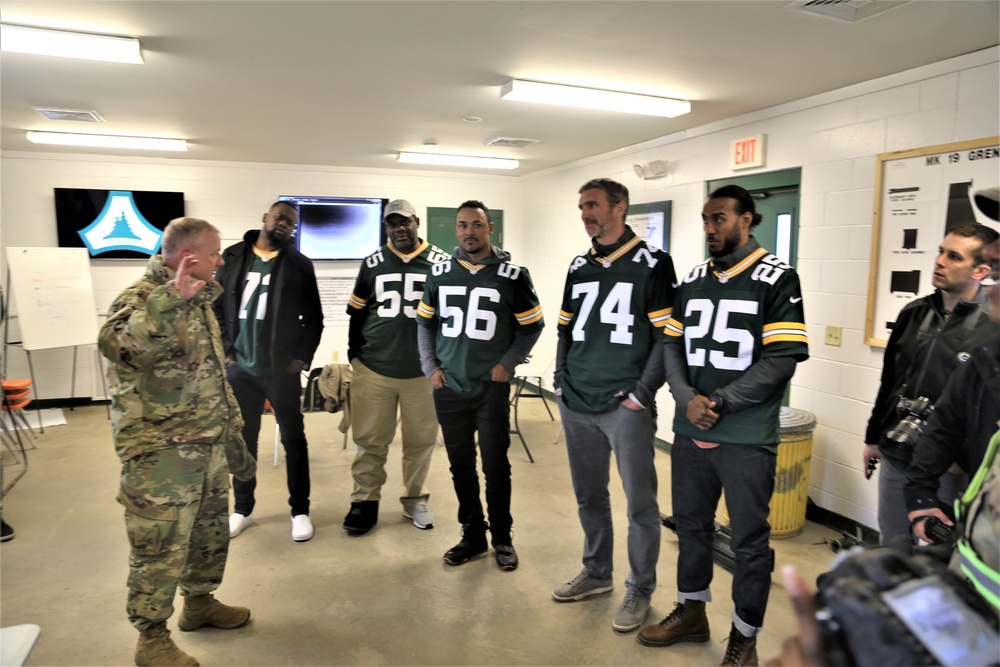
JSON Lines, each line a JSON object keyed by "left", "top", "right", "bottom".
{"left": 2, "top": 248, "right": 106, "bottom": 428}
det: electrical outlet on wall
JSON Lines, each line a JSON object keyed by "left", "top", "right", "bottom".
{"left": 825, "top": 325, "right": 842, "bottom": 347}
{"left": 332, "top": 350, "right": 339, "bottom": 361}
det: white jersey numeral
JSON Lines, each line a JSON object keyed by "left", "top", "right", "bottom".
{"left": 438, "top": 286, "right": 500, "bottom": 341}
{"left": 684, "top": 298, "right": 758, "bottom": 371}
{"left": 375, "top": 272, "right": 425, "bottom": 319}
{"left": 570, "top": 281, "right": 635, "bottom": 345}
{"left": 239, "top": 272, "right": 270, "bottom": 321}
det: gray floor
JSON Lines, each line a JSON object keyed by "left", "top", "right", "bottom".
{"left": 1, "top": 399, "right": 842, "bottom": 666}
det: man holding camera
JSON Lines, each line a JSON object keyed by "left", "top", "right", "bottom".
{"left": 864, "top": 222, "right": 998, "bottom": 545}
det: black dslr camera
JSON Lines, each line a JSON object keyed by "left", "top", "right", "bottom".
{"left": 883, "top": 396, "right": 934, "bottom": 460}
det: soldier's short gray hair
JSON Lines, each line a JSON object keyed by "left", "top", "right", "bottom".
{"left": 161, "top": 217, "right": 220, "bottom": 259}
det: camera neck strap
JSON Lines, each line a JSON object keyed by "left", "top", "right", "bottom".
{"left": 907, "top": 305, "right": 982, "bottom": 398}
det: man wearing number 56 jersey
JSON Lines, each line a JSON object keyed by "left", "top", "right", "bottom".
{"left": 343, "top": 199, "right": 450, "bottom": 536}
{"left": 638, "top": 185, "right": 808, "bottom": 667}
{"left": 416, "top": 200, "right": 543, "bottom": 571}
{"left": 551, "top": 178, "right": 677, "bottom": 635}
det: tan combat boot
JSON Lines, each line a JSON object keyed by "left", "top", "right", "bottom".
{"left": 177, "top": 594, "right": 251, "bottom": 631}
{"left": 135, "top": 624, "right": 199, "bottom": 667}
{"left": 720, "top": 623, "right": 758, "bottom": 667}
{"left": 636, "top": 600, "right": 711, "bottom": 647}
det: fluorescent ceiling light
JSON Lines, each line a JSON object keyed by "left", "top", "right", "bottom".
{"left": 1, "top": 23, "right": 143, "bottom": 64}
{"left": 27, "top": 131, "right": 187, "bottom": 152}
{"left": 397, "top": 152, "right": 518, "bottom": 170}
{"left": 500, "top": 79, "right": 690, "bottom": 118}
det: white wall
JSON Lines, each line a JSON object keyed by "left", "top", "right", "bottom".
{"left": 1, "top": 47, "right": 996, "bottom": 528}
{"left": 0, "top": 156, "right": 519, "bottom": 400}
{"left": 516, "top": 48, "right": 999, "bottom": 528}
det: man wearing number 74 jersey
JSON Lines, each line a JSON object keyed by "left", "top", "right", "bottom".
{"left": 638, "top": 185, "right": 809, "bottom": 667}
{"left": 416, "top": 200, "right": 544, "bottom": 572}
{"left": 551, "top": 178, "right": 677, "bottom": 634}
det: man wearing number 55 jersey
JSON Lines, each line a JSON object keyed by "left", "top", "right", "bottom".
{"left": 343, "top": 199, "right": 450, "bottom": 536}
{"left": 638, "top": 185, "right": 808, "bottom": 667}
{"left": 416, "top": 200, "right": 543, "bottom": 571}
{"left": 551, "top": 178, "right": 677, "bottom": 634}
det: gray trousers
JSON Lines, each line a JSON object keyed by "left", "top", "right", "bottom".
{"left": 558, "top": 398, "right": 660, "bottom": 598}
{"left": 878, "top": 460, "right": 966, "bottom": 545}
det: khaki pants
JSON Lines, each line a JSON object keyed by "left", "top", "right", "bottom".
{"left": 350, "top": 359, "right": 438, "bottom": 507}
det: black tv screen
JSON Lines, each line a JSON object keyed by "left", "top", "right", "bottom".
{"left": 55, "top": 188, "right": 185, "bottom": 259}
{"left": 279, "top": 195, "right": 387, "bottom": 260}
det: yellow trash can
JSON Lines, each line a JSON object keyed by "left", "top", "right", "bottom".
{"left": 717, "top": 407, "right": 816, "bottom": 539}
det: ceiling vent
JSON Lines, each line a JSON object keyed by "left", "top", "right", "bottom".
{"left": 484, "top": 136, "right": 539, "bottom": 148}
{"left": 786, "top": 0, "right": 911, "bottom": 23}
{"left": 34, "top": 107, "right": 105, "bottom": 122}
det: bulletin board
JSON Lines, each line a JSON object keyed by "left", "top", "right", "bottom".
{"left": 865, "top": 137, "right": 999, "bottom": 347}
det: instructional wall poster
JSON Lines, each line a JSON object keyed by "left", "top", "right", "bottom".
{"left": 317, "top": 276, "right": 353, "bottom": 327}
{"left": 865, "top": 137, "right": 999, "bottom": 347}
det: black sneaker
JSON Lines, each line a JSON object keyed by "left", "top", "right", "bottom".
{"left": 494, "top": 544, "right": 518, "bottom": 571}
{"left": 0, "top": 519, "right": 13, "bottom": 542}
{"left": 342, "top": 501, "right": 378, "bottom": 536}
{"left": 443, "top": 524, "right": 488, "bottom": 565}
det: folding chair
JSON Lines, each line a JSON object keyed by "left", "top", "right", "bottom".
{"left": 509, "top": 354, "right": 555, "bottom": 463}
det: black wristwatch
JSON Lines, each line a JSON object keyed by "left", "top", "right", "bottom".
{"left": 708, "top": 392, "right": 725, "bottom": 413}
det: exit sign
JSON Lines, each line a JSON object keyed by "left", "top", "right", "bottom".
{"left": 730, "top": 134, "right": 766, "bottom": 170}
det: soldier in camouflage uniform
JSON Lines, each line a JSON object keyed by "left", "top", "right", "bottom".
{"left": 99, "top": 218, "right": 256, "bottom": 667}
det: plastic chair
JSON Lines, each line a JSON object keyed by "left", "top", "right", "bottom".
{"left": 1, "top": 380, "right": 37, "bottom": 451}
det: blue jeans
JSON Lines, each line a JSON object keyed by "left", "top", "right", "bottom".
{"left": 559, "top": 398, "right": 660, "bottom": 598}
{"left": 228, "top": 364, "right": 310, "bottom": 517}
{"left": 432, "top": 381, "right": 513, "bottom": 543}
{"left": 671, "top": 434, "right": 775, "bottom": 630}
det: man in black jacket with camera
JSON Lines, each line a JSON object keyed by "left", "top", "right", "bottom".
{"left": 864, "top": 221, "right": 997, "bottom": 545}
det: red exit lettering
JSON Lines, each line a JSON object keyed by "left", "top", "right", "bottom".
{"left": 734, "top": 138, "right": 757, "bottom": 165}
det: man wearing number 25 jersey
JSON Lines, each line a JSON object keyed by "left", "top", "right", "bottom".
{"left": 343, "top": 199, "right": 450, "bottom": 536}
{"left": 416, "top": 200, "right": 543, "bottom": 572}
{"left": 638, "top": 185, "right": 808, "bottom": 667}
{"left": 551, "top": 178, "right": 677, "bottom": 635}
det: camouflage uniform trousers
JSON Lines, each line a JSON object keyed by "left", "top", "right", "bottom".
{"left": 118, "top": 441, "right": 230, "bottom": 630}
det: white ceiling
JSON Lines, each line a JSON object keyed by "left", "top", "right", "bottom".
{"left": 1, "top": 1, "right": 998, "bottom": 175}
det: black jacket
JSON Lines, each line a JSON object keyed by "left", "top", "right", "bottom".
{"left": 213, "top": 230, "right": 324, "bottom": 374}
{"left": 905, "top": 337, "right": 1000, "bottom": 513}
{"left": 866, "top": 288, "right": 990, "bottom": 451}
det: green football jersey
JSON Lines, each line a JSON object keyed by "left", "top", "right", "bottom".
{"left": 663, "top": 245, "right": 809, "bottom": 446}
{"left": 234, "top": 255, "right": 275, "bottom": 376}
{"left": 347, "top": 240, "right": 450, "bottom": 379}
{"left": 558, "top": 236, "right": 677, "bottom": 414}
{"left": 416, "top": 256, "right": 544, "bottom": 396}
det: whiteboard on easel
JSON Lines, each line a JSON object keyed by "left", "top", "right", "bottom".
{"left": 5, "top": 247, "right": 100, "bottom": 351}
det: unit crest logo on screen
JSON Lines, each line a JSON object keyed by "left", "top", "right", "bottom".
{"left": 78, "top": 191, "right": 164, "bottom": 256}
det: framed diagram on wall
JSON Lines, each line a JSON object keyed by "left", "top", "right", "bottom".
{"left": 865, "top": 136, "right": 999, "bottom": 347}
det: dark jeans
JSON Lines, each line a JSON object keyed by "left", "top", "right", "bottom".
{"left": 228, "top": 364, "right": 310, "bottom": 517}
{"left": 672, "top": 434, "right": 776, "bottom": 629}
{"left": 432, "top": 381, "right": 512, "bottom": 544}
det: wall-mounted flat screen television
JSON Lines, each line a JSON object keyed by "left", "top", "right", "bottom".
{"left": 55, "top": 188, "right": 185, "bottom": 259}
{"left": 278, "top": 195, "right": 387, "bottom": 260}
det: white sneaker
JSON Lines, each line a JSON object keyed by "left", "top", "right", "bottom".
{"left": 229, "top": 513, "right": 253, "bottom": 538}
{"left": 403, "top": 504, "right": 435, "bottom": 529}
{"left": 291, "top": 514, "right": 314, "bottom": 542}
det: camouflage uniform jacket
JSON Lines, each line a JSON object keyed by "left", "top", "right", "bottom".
{"left": 99, "top": 254, "right": 245, "bottom": 465}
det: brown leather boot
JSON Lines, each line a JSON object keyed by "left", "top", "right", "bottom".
{"left": 720, "top": 624, "right": 758, "bottom": 667}
{"left": 177, "top": 594, "right": 251, "bottom": 631}
{"left": 135, "top": 624, "right": 199, "bottom": 667}
{"left": 636, "top": 600, "right": 710, "bottom": 647}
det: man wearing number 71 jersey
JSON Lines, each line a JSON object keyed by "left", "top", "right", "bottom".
{"left": 638, "top": 185, "right": 808, "bottom": 667}
{"left": 551, "top": 178, "right": 677, "bottom": 635}
{"left": 343, "top": 199, "right": 450, "bottom": 536}
{"left": 416, "top": 200, "right": 543, "bottom": 572}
